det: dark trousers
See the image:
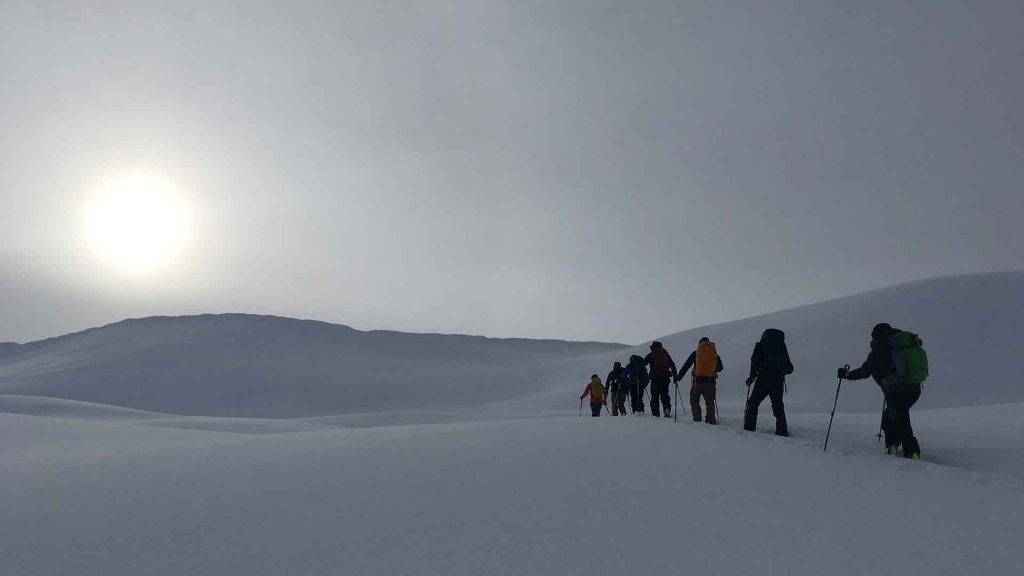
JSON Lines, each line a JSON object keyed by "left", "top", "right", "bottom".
{"left": 649, "top": 376, "right": 672, "bottom": 416}
{"left": 611, "top": 390, "right": 628, "bottom": 415}
{"left": 629, "top": 381, "right": 648, "bottom": 413}
{"left": 883, "top": 390, "right": 921, "bottom": 456}
{"left": 744, "top": 375, "right": 788, "bottom": 436}
{"left": 591, "top": 402, "right": 602, "bottom": 417}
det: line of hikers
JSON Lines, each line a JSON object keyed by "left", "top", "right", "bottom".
{"left": 580, "top": 323, "right": 927, "bottom": 459}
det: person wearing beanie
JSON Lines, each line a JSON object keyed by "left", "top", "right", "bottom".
{"left": 643, "top": 341, "right": 678, "bottom": 418}
{"left": 838, "top": 323, "right": 924, "bottom": 458}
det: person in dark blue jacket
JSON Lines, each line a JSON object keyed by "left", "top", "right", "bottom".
{"left": 623, "top": 354, "right": 649, "bottom": 415}
{"left": 606, "top": 362, "right": 627, "bottom": 416}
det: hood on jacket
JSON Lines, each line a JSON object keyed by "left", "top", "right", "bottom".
{"left": 871, "top": 323, "right": 894, "bottom": 341}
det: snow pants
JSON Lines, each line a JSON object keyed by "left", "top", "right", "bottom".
{"left": 649, "top": 376, "right": 672, "bottom": 417}
{"left": 690, "top": 380, "right": 717, "bottom": 424}
{"left": 743, "top": 375, "right": 788, "bottom": 436}
{"left": 883, "top": 390, "right": 921, "bottom": 456}
{"left": 590, "top": 402, "right": 603, "bottom": 417}
{"left": 629, "top": 380, "right": 648, "bottom": 414}
{"left": 611, "top": 391, "right": 628, "bottom": 415}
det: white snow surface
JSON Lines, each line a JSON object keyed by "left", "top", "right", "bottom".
{"left": 2, "top": 272, "right": 1023, "bottom": 575}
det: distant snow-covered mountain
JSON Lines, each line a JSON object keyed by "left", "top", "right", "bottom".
{"left": 0, "top": 314, "right": 625, "bottom": 417}
{"left": 2, "top": 271, "right": 1022, "bottom": 418}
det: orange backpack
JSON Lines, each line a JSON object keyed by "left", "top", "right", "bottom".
{"left": 693, "top": 341, "right": 718, "bottom": 378}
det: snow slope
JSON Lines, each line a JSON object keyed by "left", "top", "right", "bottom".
{"left": 510, "top": 271, "right": 1024, "bottom": 414}
{"left": 0, "top": 314, "right": 624, "bottom": 417}
{"left": 3, "top": 272, "right": 1022, "bottom": 419}
{"left": 2, "top": 272, "right": 1024, "bottom": 575}
{"left": 1, "top": 399, "right": 1022, "bottom": 576}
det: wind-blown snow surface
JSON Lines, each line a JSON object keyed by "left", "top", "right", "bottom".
{"left": 2, "top": 272, "right": 1024, "bottom": 575}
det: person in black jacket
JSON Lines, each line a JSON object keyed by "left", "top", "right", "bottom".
{"left": 744, "top": 329, "right": 794, "bottom": 436}
{"left": 606, "top": 361, "right": 627, "bottom": 416}
{"left": 643, "top": 341, "right": 678, "bottom": 418}
{"left": 838, "top": 323, "right": 922, "bottom": 459}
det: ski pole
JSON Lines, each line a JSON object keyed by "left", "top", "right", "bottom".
{"left": 742, "top": 376, "right": 754, "bottom": 431}
{"left": 673, "top": 381, "right": 679, "bottom": 422}
{"left": 823, "top": 365, "right": 849, "bottom": 451}
{"left": 579, "top": 398, "right": 583, "bottom": 417}
{"left": 876, "top": 398, "right": 886, "bottom": 443}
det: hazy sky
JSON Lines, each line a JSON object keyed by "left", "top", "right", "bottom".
{"left": 2, "top": 0, "right": 1023, "bottom": 344}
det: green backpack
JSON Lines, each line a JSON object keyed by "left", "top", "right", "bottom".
{"left": 888, "top": 330, "right": 929, "bottom": 384}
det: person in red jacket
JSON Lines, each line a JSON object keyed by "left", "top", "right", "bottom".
{"left": 580, "top": 374, "right": 607, "bottom": 417}
{"left": 644, "top": 341, "right": 678, "bottom": 418}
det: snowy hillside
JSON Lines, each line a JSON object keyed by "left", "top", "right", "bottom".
{"left": 2, "top": 273, "right": 1024, "bottom": 575}
{"left": 512, "top": 271, "right": 1024, "bottom": 414}
{"left": 1, "top": 397, "right": 1022, "bottom": 576}
{"left": 0, "top": 314, "right": 624, "bottom": 417}
{"left": 3, "top": 272, "right": 1022, "bottom": 420}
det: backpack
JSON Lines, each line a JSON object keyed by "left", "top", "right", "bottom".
{"left": 693, "top": 341, "right": 718, "bottom": 378}
{"left": 649, "top": 348, "right": 671, "bottom": 376}
{"left": 888, "top": 330, "right": 929, "bottom": 384}
{"left": 591, "top": 377, "right": 605, "bottom": 400}
{"left": 630, "top": 354, "right": 649, "bottom": 382}
{"left": 759, "top": 329, "right": 792, "bottom": 374}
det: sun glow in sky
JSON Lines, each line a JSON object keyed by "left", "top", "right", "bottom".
{"left": 84, "top": 173, "right": 191, "bottom": 273}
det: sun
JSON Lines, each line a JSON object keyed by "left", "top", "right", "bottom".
{"left": 85, "top": 173, "right": 191, "bottom": 272}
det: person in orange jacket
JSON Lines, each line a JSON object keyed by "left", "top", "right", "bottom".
{"left": 580, "top": 374, "right": 607, "bottom": 417}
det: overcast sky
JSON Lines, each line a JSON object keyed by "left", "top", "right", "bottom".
{"left": 2, "top": 0, "right": 1023, "bottom": 344}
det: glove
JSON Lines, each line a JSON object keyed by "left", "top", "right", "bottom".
{"left": 745, "top": 376, "right": 755, "bottom": 386}
{"left": 837, "top": 367, "right": 848, "bottom": 379}
{"left": 580, "top": 395, "right": 585, "bottom": 400}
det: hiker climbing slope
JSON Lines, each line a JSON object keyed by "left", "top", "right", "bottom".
{"left": 676, "top": 337, "right": 724, "bottom": 424}
{"left": 744, "top": 329, "right": 794, "bottom": 436}
{"left": 580, "top": 374, "right": 607, "bottom": 417}
{"left": 643, "top": 341, "right": 678, "bottom": 418}
{"left": 838, "top": 323, "right": 927, "bottom": 459}
{"left": 623, "top": 354, "right": 649, "bottom": 414}
{"left": 606, "top": 362, "right": 628, "bottom": 416}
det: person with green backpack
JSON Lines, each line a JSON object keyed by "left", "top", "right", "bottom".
{"left": 838, "top": 323, "right": 928, "bottom": 459}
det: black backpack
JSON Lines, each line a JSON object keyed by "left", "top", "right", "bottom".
{"left": 759, "top": 329, "right": 792, "bottom": 374}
